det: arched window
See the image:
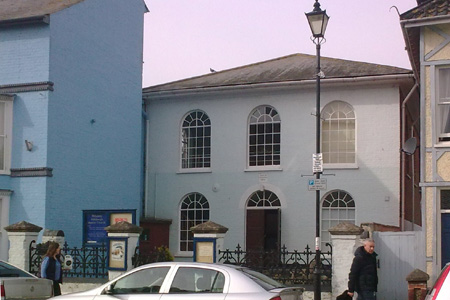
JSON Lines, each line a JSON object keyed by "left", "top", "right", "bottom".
{"left": 247, "top": 190, "right": 281, "bottom": 208}
{"left": 179, "top": 193, "right": 210, "bottom": 252}
{"left": 181, "top": 110, "right": 211, "bottom": 169}
{"left": 248, "top": 105, "right": 281, "bottom": 167}
{"left": 321, "top": 101, "right": 356, "bottom": 164}
{"left": 321, "top": 190, "right": 355, "bottom": 249}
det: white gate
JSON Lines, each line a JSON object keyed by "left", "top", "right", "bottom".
{"left": 373, "top": 231, "right": 426, "bottom": 300}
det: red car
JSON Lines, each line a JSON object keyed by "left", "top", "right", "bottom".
{"left": 426, "top": 263, "right": 450, "bottom": 300}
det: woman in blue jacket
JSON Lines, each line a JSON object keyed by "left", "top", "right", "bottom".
{"left": 41, "top": 242, "right": 63, "bottom": 296}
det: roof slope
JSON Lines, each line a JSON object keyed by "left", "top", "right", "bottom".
{"left": 0, "top": 0, "right": 84, "bottom": 21}
{"left": 400, "top": 0, "right": 450, "bottom": 81}
{"left": 144, "top": 53, "right": 412, "bottom": 93}
{"left": 401, "top": 0, "right": 450, "bottom": 20}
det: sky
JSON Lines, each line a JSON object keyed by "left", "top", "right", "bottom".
{"left": 142, "top": 0, "right": 418, "bottom": 87}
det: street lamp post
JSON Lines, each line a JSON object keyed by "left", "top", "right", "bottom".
{"left": 306, "top": 1, "right": 329, "bottom": 300}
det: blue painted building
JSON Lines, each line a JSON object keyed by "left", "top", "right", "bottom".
{"left": 0, "top": 0, "right": 147, "bottom": 259}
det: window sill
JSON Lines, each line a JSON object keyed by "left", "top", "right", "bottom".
{"left": 323, "top": 163, "right": 358, "bottom": 170}
{"left": 174, "top": 252, "right": 193, "bottom": 258}
{"left": 177, "top": 168, "right": 212, "bottom": 174}
{"left": 245, "top": 166, "right": 283, "bottom": 172}
{"left": 434, "top": 141, "right": 450, "bottom": 148}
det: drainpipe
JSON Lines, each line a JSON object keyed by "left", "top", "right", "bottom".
{"left": 142, "top": 107, "right": 149, "bottom": 219}
{"left": 410, "top": 122, "right": 419, "bottom": 228}
{"left": 401, "top": 83, "right": 419, "bottom": 230}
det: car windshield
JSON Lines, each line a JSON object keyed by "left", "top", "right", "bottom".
{"left": 0, "top": 261, "right": 33, "bottom": 278}
{"left": 239, "top": 268, "right": 285, "bottom": 291}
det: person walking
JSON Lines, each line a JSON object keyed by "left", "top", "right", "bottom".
{"left": 41, "top": 241, "right": 63, "bottom": 296}
{"left": 347, "top": 239, "right": 378, "bottom": 300}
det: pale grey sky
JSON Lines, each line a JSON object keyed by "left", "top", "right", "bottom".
{"left": 142, "top": 0, "right": 418, "bottom": 87}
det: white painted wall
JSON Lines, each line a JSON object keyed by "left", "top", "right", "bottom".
{"left": 145, "top": 81, "right": 402, "bottom": 257}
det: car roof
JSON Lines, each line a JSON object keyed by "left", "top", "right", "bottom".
{"left": 137, "top": 261, "right": 242, "bottom": 269}
{"left": 0, "top": 260, "right": 37, "bottom": 278}
{"left": 138, "top": 261, "right": 266, "bottom": 293}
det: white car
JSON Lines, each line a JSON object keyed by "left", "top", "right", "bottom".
{"left": 426, "top": 263, "right": 450, "bottom": 300}
{"left": 50, "top": 261, "right": 303, "bottom": 300}
{"left": 0, "top": 260, "right": 53, "bottom": 299}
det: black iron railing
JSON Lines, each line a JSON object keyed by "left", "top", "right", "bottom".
{"left": 218, "top": 243, "right": 332, "bottom": 288}
{"left": 29, "top": 240, "right": 108, "bottom": 278}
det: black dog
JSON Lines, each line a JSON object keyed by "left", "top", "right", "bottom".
{"left": 336, "top": 290, "right": 352, "bottom": 300}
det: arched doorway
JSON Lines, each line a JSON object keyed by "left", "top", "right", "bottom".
{"left": 246, "top": 189, "right": 281, "bottom": 252}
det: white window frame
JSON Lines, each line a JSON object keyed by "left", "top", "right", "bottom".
{"left": 321, "top": 101, "right": 357, "bottom": 169}
{"left": 247, "top": 105, "right": 281, "bottom": 170}
{"left": 436, "top": 67, "right": 450, "bottom": 143}
{"left": 0, "top": 95, "right": 13, "bottom": 175}
{"left": 179, "top": 110, "right": 211, "bottom": 172}
{"left": 178, "top": 193, "right": 210, "bottom": 255}
{"left": 0, "top": 191, "right": 12, "bottom": 261}
{"left": 438, "top": 189, "right": 450, "bottom": 270}
{"left": 321, "top": 189, "right": 356, "bottom": 249}
{"left": 246, "top": 190, "right": 281, "bottom": 209}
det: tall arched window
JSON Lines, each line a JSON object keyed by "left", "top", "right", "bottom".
{"left": 248, "top": 105, "right": 281, "bottom": 167}
{"left": 181, "top": 110, "right": 211, "bottom": 169}
{"left": 321, "top": 101, "right": 356, "bottom": 164}
{"left": 179, "top": 193, "right": 210, "bottom": 252}
{"left": 321, "top": 190, "right": 355, "bottom": 249}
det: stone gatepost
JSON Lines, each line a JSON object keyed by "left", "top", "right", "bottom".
{"left": 4, "top": 221, "right": 42, "bottom": 270}
{"left": 105, "top": 221, "right": 142, "bottom": 281}
{"left": 406, "top": 269, "right": 429, "bottom": 300}
{"left": 329, "top": 222, "right": 364, "bottom": 299}
{"left": 191, "top": 221, "right": 228, "bottom": 263}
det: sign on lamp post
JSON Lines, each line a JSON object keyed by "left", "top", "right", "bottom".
{"left": 308, "top": 178, "right": 327, "bottom": 191}
{"left": 313, "top": 153, "right": 323, "bottom": 173}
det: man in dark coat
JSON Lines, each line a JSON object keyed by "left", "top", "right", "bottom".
{"left": 347, "top": 239, "right": 378, "bottom": 300}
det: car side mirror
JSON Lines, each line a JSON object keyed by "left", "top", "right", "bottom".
{"left": 104, "top": 285, "right": 114, "bottom": 295}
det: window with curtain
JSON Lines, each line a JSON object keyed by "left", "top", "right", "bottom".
{"left": 181, "top": 110, "right": 211, "bottom": 169}
{"left": 179, "top": 193, "right": 210, "bottom": 252}
{"left": 321, "top": 101, "right": 356, "bottom": 164}
{"left": 438, "top": 67, "right": 450, "bottom": 142}
{"left": 321, "top": 190, "right": 355, "bottom": 249}
{"left": 248, "top": 105, "right": 281, "bottom": 167}
{"left": 0, "top": 96, "right": 13, "bottom": 174}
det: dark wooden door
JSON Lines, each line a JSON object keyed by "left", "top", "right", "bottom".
{"left": 246, "top": 210, "right": 265, "bottom": 251}
{"left": 246, "top": 209, "right": 280, "bottom": 252}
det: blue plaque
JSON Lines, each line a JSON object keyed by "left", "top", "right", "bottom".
{"left": 85, "top": 212, "right": 108, "bottom": 245}
{"left": 83, "top": 209, "right": 136, "bottom": 246}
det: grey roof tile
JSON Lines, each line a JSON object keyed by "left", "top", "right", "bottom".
{"left": 0, "top": 0, "right": 84, "bottom": 21}
{"left": 401, "top": 0, "right": 450, "bottom": 20}
{"left": 144, "top": 53, "right": 412, "bottom": 93}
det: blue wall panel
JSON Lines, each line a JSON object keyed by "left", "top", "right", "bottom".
{"left": 12, "top": 92, "right": 50, "bottom": 167}
{"left": 9, "top": 177, "right": 47, "bottom": 226}
{"left": 0, "top": 25, "right": 50, "bottom": 85}
{"left": 44, "top": 0, "right": 144, "bottom": 246}
{"left": 2, "top": 0, "right": 145, "bottom": 248}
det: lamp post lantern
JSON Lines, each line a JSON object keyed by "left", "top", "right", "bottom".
{"left": 306, "top": 1, "right": 329, "bottom": 299}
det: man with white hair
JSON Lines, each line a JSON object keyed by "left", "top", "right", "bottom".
{"left": 347, "top": 239, "right": 378, "bottom": 300}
